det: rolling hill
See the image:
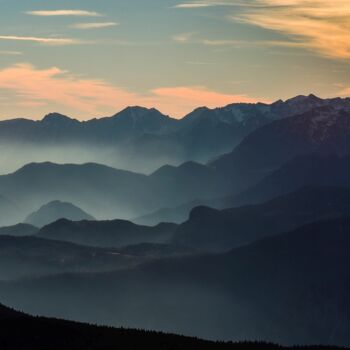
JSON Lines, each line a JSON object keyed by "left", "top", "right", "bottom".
{"left": 0, "top": 303, "right": 337, "bottom": 350}
{"left": 173, "top": 186, "right": 350, "bottom": 252}
{"left": 37, "top": 218, "right": 178, "bottom": 248}
{"left": 25, "top": 200, "right": 95, "bottom": 227}
{"left": 1, "top": 219, "right": 350, "bottom": 346}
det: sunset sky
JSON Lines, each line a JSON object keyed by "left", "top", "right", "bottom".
{"left": 0, "top": 0, "right": 349, "bottom": 119}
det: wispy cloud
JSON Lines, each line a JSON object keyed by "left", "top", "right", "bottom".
{"left": 0, "top": 64, "right": 262, "bottom": 118}
{"left": 71, "top": 22, "right": 119, "bottom": 30}
{"left": 339, "top": 87, "right": 350, "bottom": 98}
{"left": 26, "top": 10, "right": 103, "bottom": 17}
{"left": 0, "top": 36, "right": 80, "bottom": 46}
{"left": 172, "top": 32, "right": 194, "bottom": 43}
{"left": 0, "top": 50, "right": 23, "bottom": 55}
{"left": 232, "top": 0, "right": 350, "bottom": 59}
{"left": 174, "top": 1, "right": 236, "bottom": 8}
{"left": 151, "top": 86, "right": 261, "bottom": 115}
{"left": 176, "top": 1, "right": 350, "bottom": 59}
{"left": 174, "top": 34, "right": 299, "bottom": 50}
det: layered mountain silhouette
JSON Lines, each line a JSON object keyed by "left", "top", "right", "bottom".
{"left": 2, "top": 94, "right": 350, "bottom": 347}
{"left": 0, "top": 161, "right": 226, "bottom": 225}
{"left": 0, "top": 223, "right": 38, "bottom": 236}
{"left": 1, "top": 218, "right": 350, "bottom": 346}
{"left": 1, "top": 95, "right": 349, "bottom": 174}
{"left": 233, "top": 154, "right": 350, "bottom": 206}
{"left": 212, "top": 106, "right": 350, "bottom": 192}
{"left": 135, "top": 154, "right": 350, "bottom": 226}
{"left": 0, "top": 235, "right": 147, "bottom": 281}
{"left": 173, "top": 186, "right": 350, "bottom": 251}
{"left": 133, "top": 199, "right": 205, "bottom": 225}
{"left": 25, "top": 200, "right": 95, "bottom": 227}
{"left": 37, "top": 219, "right": 177, "bottom": 248}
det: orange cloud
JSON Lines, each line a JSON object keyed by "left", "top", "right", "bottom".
{"left": 339, "top": 87, "right": 350, "bottom": 97}
{"left": 0, "top": 64, "right": 262, "bottom": 119}
{"left": 151, "top": 86, "right": 260, "bottom": 116}
{"left": 234, "top": 0, "right": 350, "bottom": 59}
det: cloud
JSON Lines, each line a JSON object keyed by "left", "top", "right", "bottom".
{"left": 0, "top": 50, "right": 22, "bottom": 55}
{"left": 26, "top": 10, "right": 103, "bottom": 17}
{"left": 173, "top": 33, "right": 194, "bottom": 43}
{"left": 339, "top": 87, "right": 350, "bottom": 97}
{"left": 175, "top": 3, "right": 215, "bottom": 8}
{"left": 71, "top": 22, "right": 119, "bottom": 30}
{"left": 232, "top": 0, "right": 350, "bottom": 59}
{"left": 174, "top": 1, "right": 236, "bottom": 8}
{"left": 151, "top": 86, "right": 261, "bottom": 116}
{"left": 0, "top": 64, "right": 263, "bottom": 119}
{"left": 0, "top": 35, "right": 79, "bottom": 46}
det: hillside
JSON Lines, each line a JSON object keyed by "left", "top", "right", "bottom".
{"left": 25, "top": 200, "right": 95, "bottom": 227}
{"left": 37, "top": 218, "right": 177, "bottom": 248}
{"left": 1, "top": 219, "right": 350, "bottom": 346}
{"left": 173, "top": 186, "right": 350, "bottom": 251}
{"left": 0, "top": 303, "right": 341, "bottom": 350}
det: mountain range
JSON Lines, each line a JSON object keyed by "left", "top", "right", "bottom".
{"left": 135, "top": 154, "right": 350, "bottom": 226}
{"left": 2, "top": 94, "right": 350, "bottom": 347}
{"left": 37, "top": 219, "right": 177, "bottom": 248}
{"left": 0, "top": 161, "right": 226, "bottom": 225}
{"left": 211, "top": 106, "right": 350, "bottom": 192}
{"left": 1, "top": 218, "right": 350, "bottom": 346}
{"left": 173, "top": 186, "right": 350, "bottom": 252}
{"left": 1, "top": 94, "right": 349, "bottom": 175}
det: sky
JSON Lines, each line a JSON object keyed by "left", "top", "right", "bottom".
{"left": 0, "top": 0, "right": 349, "bottom": 120}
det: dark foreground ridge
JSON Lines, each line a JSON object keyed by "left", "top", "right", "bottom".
{"left": 0, "top": 303, "right": 344, "bottom": 350}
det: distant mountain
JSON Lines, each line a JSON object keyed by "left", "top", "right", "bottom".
{"left": 25, "top": 201, "right": 95, "bottom": 227}
{"left": 136, "top": 155, "right": 350, "bottom": 226}
{"left": 133, "top": 199, "right": 205, "bottom": 226}
{"left": 2, "top": 95, "right": 349, "bottom": 174}
{"left": 37, "top": 219, "right": 177, "bottom": 248}
{"left": 173, "top": 186, "right": 350, "bottom": 252}
{"left": 150, "top": 161, "right": 227, "bottom": 204}
{"left": 0, "top": 107, "right": 175, "bottom": 144}
{"left": 133, "top": 153, "right": 350, "bottom": 227}
{"left": 211, "top": 106, "right": 350, "bottom": 192}
{"left": 0, "top": 304, "right": 324, "bottom": 350}
{"left": 0, "top": 235, "right": 146, "bottom": 281}
{"left": 0, "top": 161, "right": 226, "bottom": 224}
{"left": 176, "top": 94, "right": 350, "bottom": 161}
{"left": 0, "top": 223, "right": 38, "bottom": 236}
{"left": 232, "top": 154, "right": 350, "bottom": 206}
{"left": 2, "top": 219, "right": 350, "bottom": 346}
{"left": 0, "top": 195, "right": 19, "bottom": 227}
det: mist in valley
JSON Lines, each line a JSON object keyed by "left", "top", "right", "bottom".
{"left": 0, "top": 142, "right": 184, "bottom": 176}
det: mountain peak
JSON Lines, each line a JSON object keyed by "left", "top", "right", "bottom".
{"left": 113, "top": 106, "right": 168, "bottom": 119}
{"left": 42, "top": 113, "right": 77, "bottom": 124}
{"left": 25, "top": 200, "right": 95, "bottom": 227}
{"left": 285, "top": 94, "right": 322, "bottom": 105}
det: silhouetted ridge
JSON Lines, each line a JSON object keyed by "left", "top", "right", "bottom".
{"left": 0, "top": 302, "right": 339, "bottom": 350}
{"left": 0, "top": 223, "right": 38, "bottom": 236}
{"left": 1, "top": 95, "right": 350, "bottom": 174}
{"left": 42, "top": 113, "right": 77, "bottom": 124}
{"left": 174, "top": 186, "right": 350, "bottom": 252}
{"left": 25, "top": 200, "right": 95, "bottom": 227}
{"left": 37, "top": 218, "right": 178, "bottom": 248}
{"left": 2, "top": 218, "right": 350, "bottom": 346}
